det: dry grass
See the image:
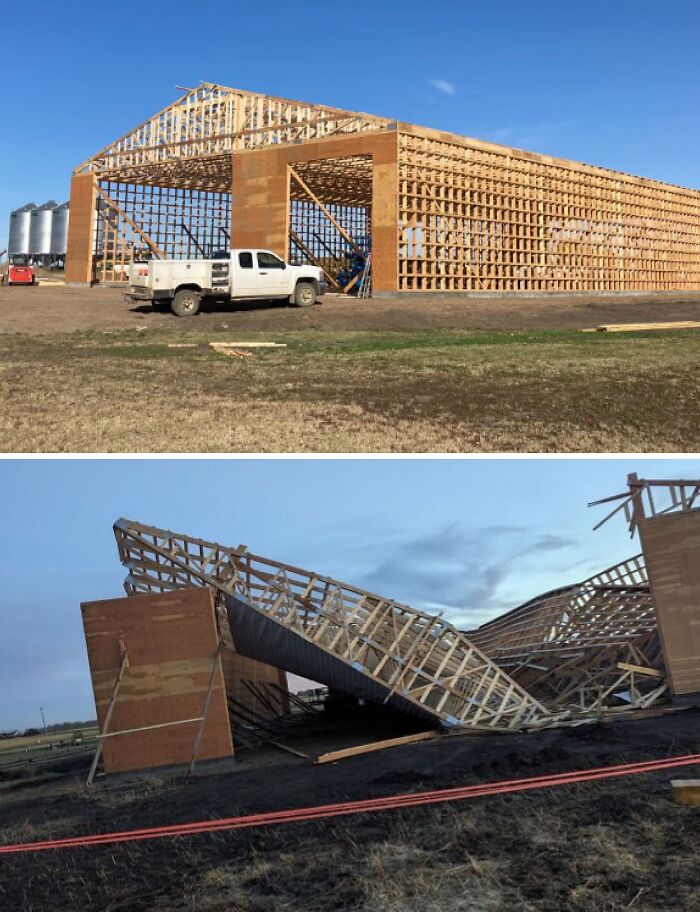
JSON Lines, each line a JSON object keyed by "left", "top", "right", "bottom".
{"left": 135, "top": 787, "right": 698, "bottom": 912}
{"left": 2, "top": 328, "right": 700, "bottom": 453}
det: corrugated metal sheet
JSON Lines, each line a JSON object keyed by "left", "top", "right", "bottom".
{"left": 226, "top": 593, "right": 439, "bottom": 726}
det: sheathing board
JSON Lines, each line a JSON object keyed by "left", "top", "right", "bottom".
{"left": 81, "top": 589, "right": 233, "bottom": 772}
{"left": 638, "top": 511, "right": 700, "bottom": 698}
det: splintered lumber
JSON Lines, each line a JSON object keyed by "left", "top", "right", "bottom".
{"left": 581, "top": 322, "right": 700, "bottom": 333}
{"left": 671, "top": 779, "right": 700, "bottom": 806}
{"left": 315, "top": 731, "right": 437, "bottom": 764}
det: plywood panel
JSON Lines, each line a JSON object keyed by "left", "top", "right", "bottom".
{"left": 65, "top": 173, "right": 97, "bottom": 285}
{"left": 639, "top": 511, "right": 700, "bottom": 697}
{"left": 81, "top": 589, "right": 233, "bottom": 773}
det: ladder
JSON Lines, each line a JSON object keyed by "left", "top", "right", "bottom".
{"left": 358, "top": 253, "right": 372, "bottom": 299}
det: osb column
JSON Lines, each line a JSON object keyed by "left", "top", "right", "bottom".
{"left": 368, "top": 133, "right": 399, "bottom": 294}
{"left": 231, "top": 153, "right": 289, "bottom": 260}
{"left": 65, "top": 173, "right": 97, "bottom": 285}
{"left": 638, "top": 511, "right": 700, "bottom": 701}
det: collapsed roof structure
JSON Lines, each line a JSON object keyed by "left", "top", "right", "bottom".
{"left": 112, "top": 477, "right": 700, "bottom": 738}
{"left": 66, "top": 82, "right": 700, "bottom": 292}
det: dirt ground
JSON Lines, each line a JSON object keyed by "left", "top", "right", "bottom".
{"left": 3, "top": 284, "right": 700, "bottom": 334}
{"left": 1, "top": 710, "right": 699, "bottom": 911}
{"left": 3, "top": 286, "right": 700, "bottom": 453}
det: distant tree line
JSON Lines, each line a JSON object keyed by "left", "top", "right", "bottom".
{"left": 0, "top": 719, "right": 97, "bottom": 739}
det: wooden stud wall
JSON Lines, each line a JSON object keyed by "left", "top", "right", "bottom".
{"left": 398, "top": 129, "right": 700, "bottom": 292}
{"left": 93, "top": 181, "right": 231, "bottom": 283}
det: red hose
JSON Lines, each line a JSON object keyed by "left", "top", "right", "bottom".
{"left": 1, "top": 751, "right": 698, "bottom": 855}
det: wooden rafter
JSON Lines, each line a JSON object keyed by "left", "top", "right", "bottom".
{"left": 113, "top": 518, "right": 548, "bottom": 733}
{"left": 289, "top": 166, "right": 367, "bottom": 260}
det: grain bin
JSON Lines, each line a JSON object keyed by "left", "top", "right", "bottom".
{"left": 8, "top": 203, "right": 36, "bottom": 255}
{"left": 49, "top": 202, "right": 70, "bottom": 255}
{"left": 29, "top": 200, "right": 58, "bottom": 255}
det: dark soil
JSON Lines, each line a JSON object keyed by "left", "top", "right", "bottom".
{"left": 1, "top": 711, "right": 699, "bottom": 911}
{"left": 3, "top": 284, "right": 700, "bottom": 335}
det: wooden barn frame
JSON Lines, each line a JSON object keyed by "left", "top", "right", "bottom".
{"left": 113, "top": 518, "right": 675, "bottom": 732}
{"left": 67, "top": 82, "right": 700, "bottom": 292}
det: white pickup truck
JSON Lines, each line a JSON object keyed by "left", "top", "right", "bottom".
{"left": 126, "top": 249, "right": 327, "bottom": 316}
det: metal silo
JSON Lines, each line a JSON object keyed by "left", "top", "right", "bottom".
{"left": 49, "top": 201, "right": 70, "bottom": 255}
{"left": 8, "top": 203, "right": 36, "bottom": 255}
{"left": 29, "top": 200, "right": 58, "bottom": 255}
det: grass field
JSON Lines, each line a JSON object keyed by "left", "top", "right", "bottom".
{"left": 0, "top": 727, "right": 98, "bottom": 772}
{"left": 2, "top": 327, "right": 700, "bottom": 452}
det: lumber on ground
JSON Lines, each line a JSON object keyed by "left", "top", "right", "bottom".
{"left": 581, "top": 321, "right": 700, "bottom": 333}
{"left": 671, "top": 779, "right": 700, "bottom": 806}
{"left": 315, "top": 730, "right": 437, "bottom": 764}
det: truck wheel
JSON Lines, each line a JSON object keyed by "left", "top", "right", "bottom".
{"left": 294, "top": 282, "right": 317, "bottom": 307}
{"left": 171, "top": 289, "right": 201, "bottom": 317}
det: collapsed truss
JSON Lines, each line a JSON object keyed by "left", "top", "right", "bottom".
{"left": 468, "top": 556, "right": 666, "bottom": 717}
{"left": 114, "top": 519, "right": 670, "bottom": 732}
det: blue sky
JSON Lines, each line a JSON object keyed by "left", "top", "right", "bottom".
{"left": 2, "top": 457, "right": 699, "bottom": 729}
{"left": 2, "top": 0, "right": 700, "bottom": 249}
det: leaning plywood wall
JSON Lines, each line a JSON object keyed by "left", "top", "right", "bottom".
{"left": 397, "top": 125, "right": 700, "bottom": 293}
{"left": 638, "top": 510, "right": 700, "bottom": 699}
{"left": 81, "top": 589, "right": 234, "bottom": 773}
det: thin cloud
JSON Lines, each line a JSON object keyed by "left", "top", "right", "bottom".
{"left": 358, "top": 522, "right": 576, "bottom": 629}
{"left": 476, "top": 119, "right": 575, "bottom": 151}
{"left": 429, "top": 79, "right": 456, "bottom": 97}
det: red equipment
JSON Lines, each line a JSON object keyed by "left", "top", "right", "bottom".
{"left": 6, "top": 255, "right": 36, "bottom": 286}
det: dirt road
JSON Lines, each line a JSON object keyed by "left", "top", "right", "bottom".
{"left": 3, "top": 284, "right": 700, "bottom": 334}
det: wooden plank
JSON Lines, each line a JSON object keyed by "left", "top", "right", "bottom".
{"left": 86, "top": 645, "right": 129, "bottom": 786}
{"left": 315, "top": 730, "right": 437, "bottom": 764}
{"left": 581, "top": 322, "right": 700, "bottom": 333}
{"left": 672, "top": 779, "right": 700, "bottom": 806}
{"left": 616, "top": 662, "right": 663, "bottom": 678}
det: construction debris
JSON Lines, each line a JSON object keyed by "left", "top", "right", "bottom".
{"left": 315, "top": 731, "right": 437, "bottom": 764}
{"left": 112, "top": 480, "right": 700, "bottom": 738}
